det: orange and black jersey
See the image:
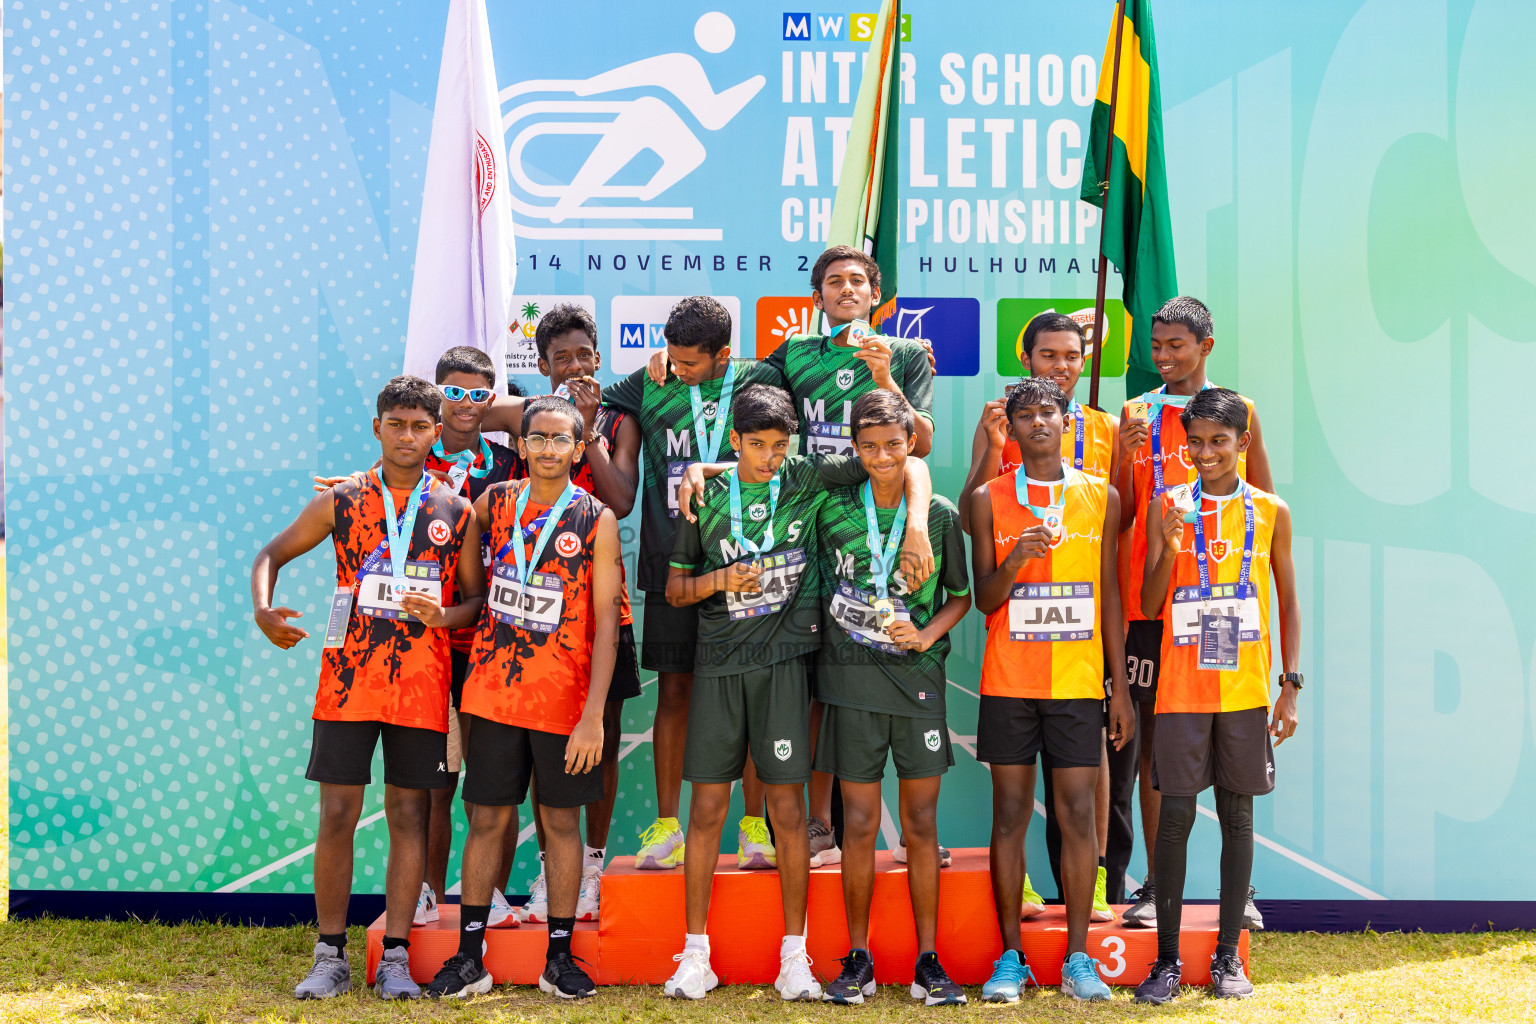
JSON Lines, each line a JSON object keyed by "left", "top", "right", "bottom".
{"left": 461, "top": 482, "right": 609, "bottom": 736}
{"left": 426, "top": 436, "right": 515, "bottom": 653}
{"left": 315, "top": 473, "right": 473, "bottom": 732}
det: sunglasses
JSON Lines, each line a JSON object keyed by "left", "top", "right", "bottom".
{"left": 523, "top": 434, "right": 577, "bottom": 454}
{"left": 440, "top": 385, "right": 493, "bottom": 404}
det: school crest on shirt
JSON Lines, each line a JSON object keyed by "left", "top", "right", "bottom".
{"left": 701, "top": 401, "right": 718, "bottom": 420}
{"left": 836, "top": 368, "right": 855, "bottom": 390}
{"left": 924, "top": 729, "right": 941, "bottom": 752}
{"left": 428, "top": 519, "right": 452, "bottom": 546}
{"left": 774, "top": 739, "right": 792, "bottom": 761}
{"left": 1207, "top": 538, "right": 1230, "bottom": 562}
{"left": 555, "top": 531, "right": 582, "bottom": 558}
{"left": 749, "top": 503, "right": 768, "bottom": 521}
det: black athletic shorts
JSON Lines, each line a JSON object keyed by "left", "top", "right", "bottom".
{"left": 640, "top": 592, "right": 699, "bottom": 674}
{"left": 460, "top": 714, "right": 605, "bottom": 808}
{"left": 608, "top": 623, "right": 642, "bottom": 702}
{"left": 1152, "top": 707, "right": 1276, "bottom": 797}
{"left": 975, "top": 695, "right": 1102, "bottom": 769}
{"left": 1125, "top": 620, "right": 1164, "bottom": 704}
{"left": 450, "top": 648, "right": 471, "bottom": 709}
{"left": 305, "top": 719, "right": 449, "bottom": 790}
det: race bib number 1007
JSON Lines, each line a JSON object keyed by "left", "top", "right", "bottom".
{"left": 489, "top": 563, "right": 565, "bottom": 634}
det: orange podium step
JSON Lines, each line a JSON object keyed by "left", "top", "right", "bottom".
{"left": 368, "top": 848, "right": 1246, "bottom": 988}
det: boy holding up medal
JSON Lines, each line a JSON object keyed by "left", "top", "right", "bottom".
{"left": 660, "top": 385, "right": 934, "bottom": 1002}
{"left": 1132, "top": 388, "right": 1299, "bottom": 1004}
{"left": 814, "top": 390, "right": 971, "bottom": 1006}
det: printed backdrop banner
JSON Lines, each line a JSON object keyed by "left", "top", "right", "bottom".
{"left": 6, "top": 1, "right": 1535, "bottom": 914}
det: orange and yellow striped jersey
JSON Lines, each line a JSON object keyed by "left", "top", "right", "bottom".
{"left": 999, "top": 402, "right": 1116, "bottom": 480}
{"left": 1154, "top": 484, "right": 1278, "bottom": 714}
{"left": 1121, "top": 391, "right": 1254, "bottom": 623}
{"left": 981, "top": 468, "right": 1108, "bottom": 700}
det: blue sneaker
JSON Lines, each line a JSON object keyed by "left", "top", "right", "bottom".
{"left": 1059, "top": 952, "right": 1111, "bottom": 1001}
{"left": 981, "top": 949, "right": 1035, "bottom": 1003}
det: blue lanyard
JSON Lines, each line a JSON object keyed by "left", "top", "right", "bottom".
{"left": 1066, "top": 400, "right": 1086, "bottom": 470}
{"left": 432, "top": 435, "right": 493, "bottom": 488}
{"left": 728, "top": 466, "right": 782, "bottom": 558}
{"left": 1015, "top": 468, "right": 1072, "bottom": 521}
{"left": 1191, "top": 478, "right": 1255, "bottom": 603}
{"left": 689, "top": 360, "right": 736, "bottom": 464}
{"left": 861, "top": 481, "right": 907, "bottom": 601}
{"left": 1145, "top": 382, "right": 1214, "bottom": 495}
{"left": 497, "top": 482, "right": 578, "bottom": 582}
{"left": 373, "top": 470, "right": 431, "bottom": 581}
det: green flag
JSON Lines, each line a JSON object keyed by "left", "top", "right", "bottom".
{"left": 827, "top": 0, "right": 901, "bottom": 330}
{"left": 1081, "top": 0, "right": 1177, "bottom": 399}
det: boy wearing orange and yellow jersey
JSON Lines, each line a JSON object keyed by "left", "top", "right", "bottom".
{"left": 969, "top": 377, "right": 1134, "bottom": 1004}
{"left": 1132, "top": 387, "right": 1299, "bottom": 1005}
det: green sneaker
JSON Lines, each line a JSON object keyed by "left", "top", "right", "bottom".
{"left": 636, "top": 817, "right": 686, "bottom": 869}
{"left": 1092, "top": 865, "right": 1113, "bottom": 921}
{"left": 738, "top": 815, "right": 776, "bottom": 869}
{"left": 1021, "top": 874, "right": 1045, "bottom": 918}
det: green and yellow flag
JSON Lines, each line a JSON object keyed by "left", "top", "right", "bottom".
{"left": 827, "top": 0, "right": 901, "bottom": 330}
{"left": 1081, "top": 0, "right": 1177, "bottom": 398}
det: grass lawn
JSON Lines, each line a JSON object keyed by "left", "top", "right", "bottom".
{"left": 0, "top": 922, "right": 1534, "bottom": 1023}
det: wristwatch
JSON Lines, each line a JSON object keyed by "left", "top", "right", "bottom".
{"left": 1279, "top": 671, "right": 1303, "bottom": 691}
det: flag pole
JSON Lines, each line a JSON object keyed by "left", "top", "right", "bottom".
{"left": 1088, "top": 0, "right": 1128, "bottom": 411}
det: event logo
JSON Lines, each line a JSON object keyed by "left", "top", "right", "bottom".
{"left": 555, "top": 532, "right": 582, "bottom": 558}
{"left": 781, "top": 12, "right": 913, "bottom": 42}
{"left": 500, "top": 12, "right": 765, "bottom": 242}
{"left": 755, "top": 296, "right": 815, "bottom": 357}
{"left": 506, "top": 295, "right": 597, "bottom": 377}
{"left": 995, "top": 299, "right": 1130, "bottom": 379}
{"left": 428, "top": 519, "right": 452, "bottom": 546}
{"left": 891, "top": 297, "right": 980, "bottom": 377}
{"left": 610, "top": 295, "right": 741, "bottom": 373}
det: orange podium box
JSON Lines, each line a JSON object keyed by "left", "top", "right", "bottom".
{"left": 369, "top": 848, "right": 1246, "bottom": 988}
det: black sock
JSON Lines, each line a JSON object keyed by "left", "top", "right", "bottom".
{"left": 547, "top": 916, "right": 575, "bottom": 960}
{"left": 1215, "top": 942, "right": 1239, "bottom": 961}
{"left": 1098, "top": 855, "right": 1107, "bottom": 869}
{"left": 1155, "top": 795, "right": 1198, "bottom": 963}
{"left": 1215, "top": 787, "right": 1255, "bottom": 949}
{"left": 459, "top": 904, "right": 491, "bottom": 962}
{"left": 319, "top": 932, "right": 347, "bottom": 952}
{"left": 382, "top": 936, "right": 409, "bottom": 952}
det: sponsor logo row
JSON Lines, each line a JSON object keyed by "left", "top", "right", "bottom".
{"left": 505, "top": 295, "right": 1130, "bottom": 380}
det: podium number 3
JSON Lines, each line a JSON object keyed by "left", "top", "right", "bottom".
{"left": 1098, "top": 936, "right": 1126, "bottom": 978}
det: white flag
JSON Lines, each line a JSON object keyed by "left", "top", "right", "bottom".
{"left": 402, "top": 0, "right": 517, "bottom": 392}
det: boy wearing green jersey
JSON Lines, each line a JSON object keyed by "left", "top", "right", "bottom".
{"left": 660, "top": 385, "right": 934, "bottom": 1002}
{"left": 601, "top": 297, "right": 787, "bottom": 870}
{"left": 814, "top": 390, "right": 971, "bottom": 1007}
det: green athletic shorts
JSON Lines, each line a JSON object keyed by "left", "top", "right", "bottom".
{"left": 683, "top": 656, "right": 811, "bottom": 786}
{"left": 812, "top": 704, "right": 953, "bottom": 783}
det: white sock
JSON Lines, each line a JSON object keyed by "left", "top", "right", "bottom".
{"left": 584, "top": 845, "right": 606, "bottom": 867}
{"left": 685, "top": 933, "right": 710, "bottom": 954}
{"left": 781, "top": 934, "right": 806, "bottom": 958}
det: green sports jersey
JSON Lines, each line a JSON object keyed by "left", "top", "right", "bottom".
{"left": 603, "top": 358, "right": 787, "bottom": 592}
{"left": 669, "top": 454, "right": 867, "bottom": 677}
{"left": 815, "top": 491, "right": 968, "bottom": 718}
{"left": 762, "top": 333, "right": 934, "bottom": 456}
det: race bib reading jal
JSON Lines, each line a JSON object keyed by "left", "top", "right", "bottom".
{"left": 1008, "top": 582, "right": 1095, "bottom": 642}
{"left": 1170, "top": 584, "right": 1260, "bottom": 649}
{"left": 356, "top": 560, "right": 443, "bottom": 621}
{"left": 725, "top": 548, "right": 807, "bottom": 621}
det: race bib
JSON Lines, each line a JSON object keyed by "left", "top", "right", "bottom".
{"left": 806, "top": 421, "right": 854, "bottom": 457}
{"left": 667, "top": 460, "right": 690, "bottom": 518}
{"left": 725, "top": 548, "right": 807, "bottom": 621}
{"left": 1008, "top": 581, "right": 1095, "bottom": 641}
{"left": 356, "top": 560, "right": 443, "bottom": 621}
{"left": 828, "top": 581, "right": 910, "bottom": 656}
{"left": 488, "top": 563, "right": 565, "bottom": 634}
{"left": 1170, "top": 584, "right": 1261, "bottom": 647}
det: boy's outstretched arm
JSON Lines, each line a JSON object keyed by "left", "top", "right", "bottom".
{"left": 250, "top": 490, "right": 338, "bottom": 649}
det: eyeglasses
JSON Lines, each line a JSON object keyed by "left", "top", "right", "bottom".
{"left": 440, "top": 385, "right": 493, "bottom": 404}
{"left": 523, "top": 434, "right": 576, "bottom": 454}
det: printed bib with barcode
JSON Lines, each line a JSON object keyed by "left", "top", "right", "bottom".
{"left": 1008, "top": 581, "right": 1095, "bottom": 641}
{"left": 666, "top": 460, "right": 690, "bottom": 518}
{"left": 828, "top": 580, "right": 911, "bottom": 655}
{"left": 1170, "top": 584, "right": 1260, "bottom": 646}
{"left": 806, "top": 421, "right": 854, "bottom": 457}
{"left": 488, "top": 563, "right": 565, "bottom": 633}
{"left": 725, "top": 548, "right": 807, "bottom": 620}
{"left": 356, "top": 560, "right": 443, "bottom": 621}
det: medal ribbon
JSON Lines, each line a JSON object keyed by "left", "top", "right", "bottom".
{"left": 498, "top": 482, "right": 579, "bottom": 583}
{"left": 1145, "top": 382, "right": 1215, "bottom": 495}
{"left": 861, "top": 481, "right": 908, "bottom": 601}
{"left": 1191, "top": 478, "right": 1255, "bottom": 605}
{"left": 1015, "top": 468, "right": 1073, "bottom": 522}
{"left": 371, "top": 470, "right": 432, "bottom": 583}
{"left": 1066, "top": 400, "right": 1086, "bottom": 470}
{"left": 728, "top": 465, "right": 783, "bottom": 559}
{"left": 689, "top": 360, "right": 737, "bottom": 464}
{"left": 432, "top": 435, "right": 494, "bottom": 491}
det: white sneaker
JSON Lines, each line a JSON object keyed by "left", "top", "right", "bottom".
{"left": 412, "top": 882, "right": 438, "bottom": 926}
{"left": 576, "top": 865, "right": 601, "bottom": 922}
{"left": 487, "top": 887, "right": 519, "bottom": 929}
{"left": 519, "top": 871, "right": 549, "bottom": 924}
{"left": 664, "top": 947, "right": 718, "bottom": 1000}
{"left": 774, "top": 947, "right": 822, "bottom": 1002}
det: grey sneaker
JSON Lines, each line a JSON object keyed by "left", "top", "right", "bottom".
{"left": 1210, "top": 953, "right": 1254, "bottom": 998}
{"left": 808, "top": 816, "right": 841, "bottom": 868}
{"left": 374, "top": 946, "right": 420, "bottom": 1000}
{"left": 1122, "top": 880, "right": 1157, "bottom": 927}
{"left": 1243, "top": 885, "right": 1264, "bottom": 930}
{"left": 294, "top": 941, "right": 351, "bottom": 999}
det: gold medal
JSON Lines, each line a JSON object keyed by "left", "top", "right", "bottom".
{"left": 1127, "top": 400, "right": 1153, "bottom": 422}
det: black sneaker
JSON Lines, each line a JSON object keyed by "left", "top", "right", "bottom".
{"left": 1209, "top": 953, "right": 1253, "bottom": 999}
{"left": 1122, "top": 881, "right": 1157, "bottom": 927}
{"left": 424, "top": 953, "right": 493, "bottom": 1000}
{"left": 910, "top": 952, "right": 966, "bottom": 1006}
{"left": 539, "top": 952, "right": 596, "bottom": 999}
{"left": 822, "top": 949, "right": 876, "bottom": 1004}
{"left": 1132, "top": 958, "right": 1182, "bottom": 1005}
